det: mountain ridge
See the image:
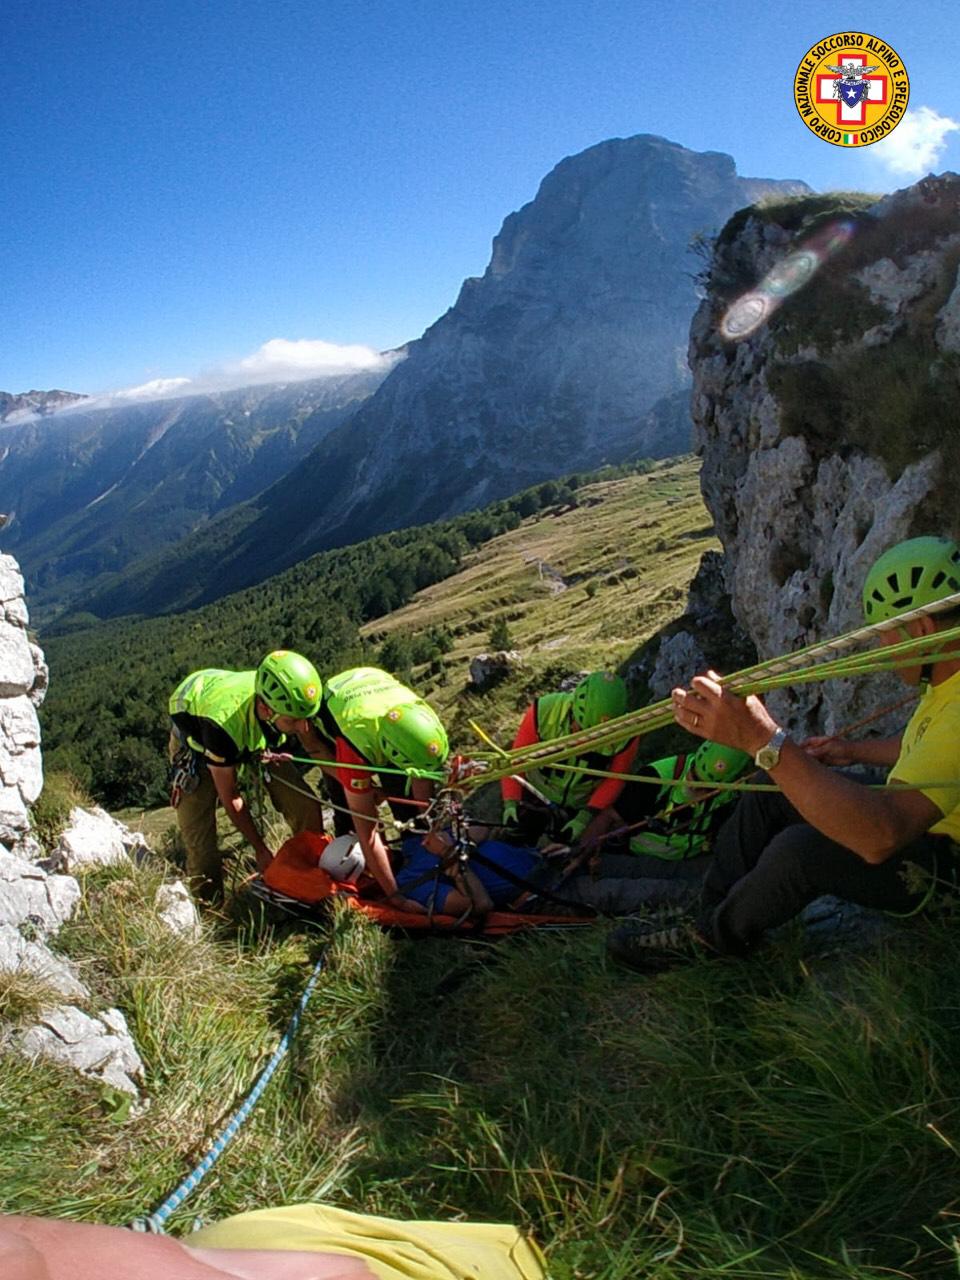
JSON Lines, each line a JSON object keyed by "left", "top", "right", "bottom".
{"left": 1, "top": 370, "right": 390, "bottom": 617}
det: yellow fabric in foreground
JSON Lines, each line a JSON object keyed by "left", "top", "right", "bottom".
{"left": 190, "top": 1203, "right": 547, "bottom": 1280}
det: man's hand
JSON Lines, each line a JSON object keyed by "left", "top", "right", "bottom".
{"left": 802, "top": 733, "right": 904, "bottom": 770}
{"left": 671, "top": 670, "right": 778, "bottom": 755}
{"left": 387, "top": 892, "right": 429, "bottom": 915}
{"left": 560, "top": 810, "right": 591, "bottom": 845}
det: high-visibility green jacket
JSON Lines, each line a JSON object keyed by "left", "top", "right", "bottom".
{"left": 511, "top": 692, "right": 637, "bottom": 812}
{"left": 316, "top": 667, "right": 420, "bottom": 765}
{"left": 628, "top": 754, "right": 737, "bottom": 860}
{"left": 169, "top": 669, "right": 266, "bottom": 761}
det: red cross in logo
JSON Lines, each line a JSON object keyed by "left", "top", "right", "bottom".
{"left": 816, "top": 52, "right": 887, "bottom": 125}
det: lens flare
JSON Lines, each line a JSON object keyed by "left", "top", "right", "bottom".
{"left": 719, "top": 218, "right": 858, "bottom": 341}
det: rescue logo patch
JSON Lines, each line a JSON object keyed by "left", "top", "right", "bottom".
{"left": 794, "top": 33, "right": 909, "bottom": 148}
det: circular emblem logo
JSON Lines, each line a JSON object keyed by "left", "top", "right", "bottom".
{"left": 794, "top": 33, "right": 909, "bottom": 148}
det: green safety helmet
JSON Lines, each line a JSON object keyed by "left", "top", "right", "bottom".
{"left": 571, "top": 672, "right": 628, "bottom": 728}
{"left": 379, "top": 702, "right": 450, "bottom": 772}
{"left": 862, "top": 537, "right": 960, "bottom": 624}
{"left": 255, "top": 650, "right": 322, "bottom": 718}
{"left": 690, "top": 740, "right": 751, "bottom": 786}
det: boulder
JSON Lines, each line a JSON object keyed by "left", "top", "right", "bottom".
{"left": 155, "top": 880, "right": 201, "bottom": 939}
{"left": 54, "top": 806, "right": 133, "bottom": 869}
{"left": 17, "top": 1004, "right": 145, "bottom": 1095}
{"left": 469, "top": 650, "right": 522, "bottom": 689}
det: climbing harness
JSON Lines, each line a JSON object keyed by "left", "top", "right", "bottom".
{"left": 168, "top": 745, "right": 200, "bottom": 809}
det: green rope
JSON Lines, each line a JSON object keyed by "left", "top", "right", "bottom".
{"left": 263, "top": 750, "right": 445, "bottom": 782}
{"left": 491, "top": 755, "right": 960, "bottom": 794}
{"left": 467, "top": 626, "right": 960, "bottom": 789}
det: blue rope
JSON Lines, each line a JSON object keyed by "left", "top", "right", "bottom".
{"left": 130, "top": 951, "right": 326, "bottom": 1233}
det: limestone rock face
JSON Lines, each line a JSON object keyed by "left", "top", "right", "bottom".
{"left": 0, "top": 551, "right": 149, "bottom": 1099}
{"left": 0, "top": 557, "right": 44, "bottom": 849}
{"left": 688, "top": 174, "right": 960, "bottom": 735}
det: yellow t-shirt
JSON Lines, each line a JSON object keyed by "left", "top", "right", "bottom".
{"left": 189, "top": 1203, "right": 546, "bottom": 1280}
{"left": 890, "top": 668, "right": 960, "bottom": 842}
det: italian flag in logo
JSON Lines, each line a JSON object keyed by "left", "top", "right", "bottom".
{"left": 842, "top": 132, "right": 860, "bottom": 145}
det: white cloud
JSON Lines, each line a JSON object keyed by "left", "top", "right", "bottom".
{"left": 45, "top": 337, "right": 402, "bottom": 415}
{"left": 112, "top": 376, "right": 193, "bottom": 401}
{"left": 236, "top": 337, "right": 389, "bottom": 379}
{"left": 872, "top": 105, "right": 960, "bottom": 178}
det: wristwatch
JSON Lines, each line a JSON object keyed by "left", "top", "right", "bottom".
{"left": 754, "top": 727, "right": 788, "bottom": 771}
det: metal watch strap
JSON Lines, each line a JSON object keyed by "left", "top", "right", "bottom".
{"left": 754, "top": 727, "right": 788, "bottom": 770}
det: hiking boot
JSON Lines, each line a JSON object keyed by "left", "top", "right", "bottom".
{"left": 606, "top": 915, "right": 711, "bottom": 973}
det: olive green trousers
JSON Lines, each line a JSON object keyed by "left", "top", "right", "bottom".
{"left": 169, "top": 734, "right": 324, "bottom": 902}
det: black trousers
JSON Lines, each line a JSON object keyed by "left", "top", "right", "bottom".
{"left": 698, "top": 779, "right": 955, "bottom": 955}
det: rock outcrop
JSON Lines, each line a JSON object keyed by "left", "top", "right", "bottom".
{"left": 0, "top": 558, "right": 148, "bottom": 1095}
{"left": 686, "top": 174, "right": 960, "bottom": 735}
{"left": 0, "top": 556, "right": 44, "bottom": 853}
{"left": 469, "top": 650, "right": 523, "bottom": 689}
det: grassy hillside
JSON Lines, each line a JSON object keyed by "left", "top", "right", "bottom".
{"left": 18, "top": 452, "right": 960, "bottom": 1276}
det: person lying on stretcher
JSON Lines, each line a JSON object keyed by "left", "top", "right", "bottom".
{"left": 388, "top": 826, "right": 711, "bottom": 917}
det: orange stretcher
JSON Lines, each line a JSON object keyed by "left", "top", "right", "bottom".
{"left": 259, "top": 832, "right": 597, "bottom": 936}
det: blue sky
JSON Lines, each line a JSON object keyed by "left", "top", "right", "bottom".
{"left": 3, "top": 0, "right": 959, "bottom": 395}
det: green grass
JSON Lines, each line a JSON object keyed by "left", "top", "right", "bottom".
{"left": 29, "top": 769, "right": 93, "bottom": 854}
{"left": 5, "top": 848, "right": 960, "bottom": 1277}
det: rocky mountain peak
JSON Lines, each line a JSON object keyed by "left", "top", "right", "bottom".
{"left": 228, "top": 135, "right": 810, "bottom": 589}
{"left": 0, "top": 389, "right": 87, "bottom": 423}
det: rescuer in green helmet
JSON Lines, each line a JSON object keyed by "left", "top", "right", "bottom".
{"left": 609, "top": 535, "right": 960, "bottom": 972}
{"left": 608, "top": 740, "right": 752, "bottom": 861}
{"left": 295, "top": 667, "right": 450, "bottom": 911}
{"left": 168, "top": 651, "right": 325, "bottom": 903}
{"left": 500, "top": 671, "right": 638, "bottom": 847}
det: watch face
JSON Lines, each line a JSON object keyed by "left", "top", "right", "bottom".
{"left": 755, "top": 730, "right": 785, "bottom": 771}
